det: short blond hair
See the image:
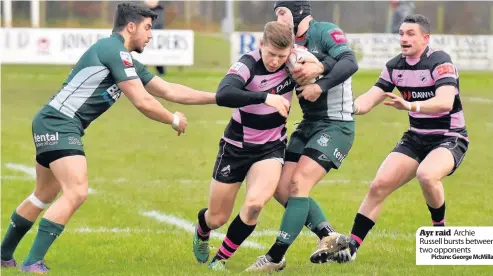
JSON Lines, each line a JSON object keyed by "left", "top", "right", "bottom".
{"left": 262, "top": 21, "right": 294, "bottom": 49}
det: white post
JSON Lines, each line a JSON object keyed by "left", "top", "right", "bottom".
{"left": 3, "top": 0, "right": 13, "bottom": 27}
{"left": 31, "top": 0, "right": 40, "bottom": 28}
{"left": 221, "top": 0, "right": 235, "bottom": 34}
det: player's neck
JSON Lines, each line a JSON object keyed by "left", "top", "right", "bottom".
{"left": 118, "top": 31, "right": 133, "bottom": 52}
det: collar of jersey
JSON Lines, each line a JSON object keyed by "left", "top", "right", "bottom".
{"left": 111, "top": 32, "right": 125, "bottom": 43}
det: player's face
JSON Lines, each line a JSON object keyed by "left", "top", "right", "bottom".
{"left": 276, "top": 7, "right": 294, "bottom": 30}
{"left": 131, "top": 17, "right": 153, "bottom": 53}
{"left": 260, "top": 40, "right": 291, "bottom": 72}
{"left": 399, "top": 23, "right": 430, "bottom": 58}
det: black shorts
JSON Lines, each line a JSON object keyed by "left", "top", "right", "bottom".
{"left": 212, "top": 139, "right": 285, "bottom": 184}
{"left": 392, "top": 131, "right": 468, "bottom": 175}
{"left": 36, "top": 149, "right": 85, "bottom": 168}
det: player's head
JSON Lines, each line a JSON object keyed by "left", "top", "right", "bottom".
{"left": 399, "top": 14, "right": 431, "bottom": 58}
{"left": 112, "top": 2, "right": 157, "bottom": 53}
{"left": 274, "top": 1, "right": 311, "bottom": 35}
{"left": 260, "top": 21, "right": 294, "bottom": 72}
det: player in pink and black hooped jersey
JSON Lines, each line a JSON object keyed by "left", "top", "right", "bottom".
{"left": 192, "top": 21, "right": 296, "bottom": 271}
{"left": 332, "top": 14, "right": 469, "bottom": 263}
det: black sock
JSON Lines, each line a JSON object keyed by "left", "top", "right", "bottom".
{"left": 212, "top": 214, "right": 256, "bottom": 262}
{"left": 350, "top": 213, "right": 375, "bottom": 247}
{"left": 197, "top": 208, "right": 211, "bottom": 241}
{"left": 313, "top": 221, "right": 335, "bottom": 239}
{"left": 428, "top": 202, "right": 446, "bottom": 226}
{"left": 266, "top": 240, "right": 290, "bottom": 263}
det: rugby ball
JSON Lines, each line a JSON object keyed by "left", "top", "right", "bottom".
{"left": 286, "top": 46, "right": 321, "bottom": 84}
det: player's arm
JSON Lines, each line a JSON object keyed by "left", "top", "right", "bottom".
{"left": 145, "top": 76, "right": 216, "bottom": 105}
{"left": 99, "top": 47, "right": 186, "bottom": 133}
{"left": 314, "top": 27, "right": 359, "bottom": 92}
{"left": 216, "top": 60, "right": 289, "bottom": 117}
{"left": 355, "top": 66, "right": 394, "bottom": 115}
{"left": 408, "top": 53, "right": 457, "bottom": 113}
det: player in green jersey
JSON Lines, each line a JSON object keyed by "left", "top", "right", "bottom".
{"left": 1, "top": 3, "right": 216, "bottom": 273}
{"left": 246, "top": 1, "right": 359, "bottom": 272}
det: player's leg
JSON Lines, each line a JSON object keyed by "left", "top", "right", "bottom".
{"left": 417, "top": 138, "right": 468, "bottom": 227}
{"left": 210, "top": 156, "right": 283, "bottom": 270}
{"left": 1, "top": 160, "right": 60, "bottom": 268}
{"left": 21, "top": 151, "right": 87, "bottom": 273}
{"left": 275, "top": 122, "right": 338, "bottom": 243}
{"left": 194, "top": 140, "right": 243, "bottom": 263}
{"left": 346, "top": 133, "right": 421, "bottom": 262}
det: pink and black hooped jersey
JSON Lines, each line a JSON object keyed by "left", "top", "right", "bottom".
{"left": 375, "top": 46, "right": 468, "bottom": 141}
{"left": 215, "top": 49, "right": 296, "bottom": 149}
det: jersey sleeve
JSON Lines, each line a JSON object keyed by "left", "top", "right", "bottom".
{"left": 321, "top": 24, "right": 352, "bottom": 58}
{"left": 133, "top": 59, "right": 155, "bottom": 86}
{"left": 430, "top": 51, "right": 458, "bottom": 89}
{"left": 225, "top": 53, "right": 256, "bottom": 86}
{"left": 374, "top": 65, "right": 395, "bottom": 92}
{"left": 98, "top": 42, "right": 140, "bottom": 83}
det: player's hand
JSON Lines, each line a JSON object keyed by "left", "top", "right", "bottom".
{"left": 383, "top": 92, "right": 411, "bottom": 111}
{"left": 291, "top": 59, "right": 324, "bottom": 85}
{"left": 265, "top": 94, "right": 290, "bottom": 118}
{"left": 297, "top": 83, "right": 323, "bottom": 102}
{"left": 171, "top": 111, "right": 187, "bottom": 136}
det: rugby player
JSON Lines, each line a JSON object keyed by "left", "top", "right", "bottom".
{"left": 192, "top": 21, "right": 294, "bottom": 271}
{"left": 0, "top": 3, "right": 216, "bottom": 273}
{"left": 246, "top": 1, "right": 360, "bottom": 272}
{"left": 335, "top": 14, "right": 469, "bottom": 263}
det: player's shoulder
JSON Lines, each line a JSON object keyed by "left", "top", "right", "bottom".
{"left": 96, "top": 34, "right": 128, "bottom": 55}
{"left": 314, "top": 20, "right": 341, "bottom": 31}
{"left": 385, "top": 54, "right": 404, "bottom": 68}
{"left": 236, "top": 49, "right": 260, "bottom": 69}
{"left": 424, "top": 48, "right": 453, "bottom": 65}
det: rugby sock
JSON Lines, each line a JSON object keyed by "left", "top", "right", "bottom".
{"left": 197, "top": 208, "right": 211, "bottom": 241}
{"left": 23, "top": 218, "right": 64, "bottom": 266}
{"left": 305, "top": 198, "right": 335, "bottom": 239}
{"left": 350, "top": 213, "right": 375, "bottom": 247}
{"left": 211, "top": 214, "right": 256, "bottom": 262}
{"left": 1, "top": 211, "right": 34, "bottom": 261}
{"left": 267, "top": 197, "right": 310, "bottom": 263}
{"left": 428, "top": 202, "right": 446, "bottom": 226}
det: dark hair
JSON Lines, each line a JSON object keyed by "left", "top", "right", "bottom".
{"left": 263, "top": 21, "right": 294, "bottom": 49}
{"left": 403, "top": 14, "right": 431, "bottom": 34}
{"left": 112, "top": 2, "right": 158, "bottom": 32}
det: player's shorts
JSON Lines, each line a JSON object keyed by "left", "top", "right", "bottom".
{"left": 212, "top": 139, "right": 286, "bottom": 184}
{"left": 32, "top": 107, "right": 85, "bottom": 168}
{"left": 285, "top": 119, "right": 355, "bottom": 171}
{"left": 392, "top": 130, "right": 468, "bottom": 175}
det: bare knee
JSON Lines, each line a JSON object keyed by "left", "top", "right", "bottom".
{"left": 274, "top": 189, "right": 289, "bottom": 206}
{"left": 368, "top": 178, "right": 395, "bottom": 201}
{"left": 62, "top": 182, "right": 88, "bottom": 209}
{"left": 242, "top": 199, "right": 265, "bottom": 222}
{"left": 206, "top": 210, "right": 230, "bottom": 229}
{"left": 416, "top": 168, "right": 438, "bottom": 186}
{"left": 289, "top": 169, "right": 311, "bottom": 197}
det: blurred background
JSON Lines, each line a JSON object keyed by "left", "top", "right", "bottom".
{"left": 4, "top": 1, "right": 493, "bottom": 34}
{"left": 2, "top": 0, "right": 493, "bottom": 72}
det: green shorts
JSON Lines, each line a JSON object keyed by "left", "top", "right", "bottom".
{"left": 32, "top": 106, "right": 85, "bottom": 156}
{"left": 285, "top": 119, "right": 355, "bottom": 171}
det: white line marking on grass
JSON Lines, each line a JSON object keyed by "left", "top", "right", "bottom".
{"left": 141, "top": 210, "right": 264, "bottom": 249}
{"left": 1, "top": 175, "right": 34, "bottom": 181}
{"left": 462, "top": 97, "right": 493, "bottom": 105}
{"left": 4, "top": 163, "right": 96, "bottom": 194}
{"left": 5, "top": 163, "right": 36, "bottom": 178}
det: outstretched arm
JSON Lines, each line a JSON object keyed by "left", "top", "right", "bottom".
{"left": 145, "top": 76, "right": 216, "bottom": 105}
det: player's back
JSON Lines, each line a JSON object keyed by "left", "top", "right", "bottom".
{"left": 222, "top": 49, "right": 296, "bottom": 151}
{"left": 37, "top": 33, "right": 149, "bottom": 134}
{"left": 382, "top": 47, "right": 467, "bottom": 140}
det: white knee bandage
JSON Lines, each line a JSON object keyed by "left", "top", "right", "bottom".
{"left": 28, "top": 193, "right": 50, "bottom": 209}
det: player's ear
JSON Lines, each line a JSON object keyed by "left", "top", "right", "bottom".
{"left": 423, "top": 33, "right": 430, "bottom": 44}
{"left": 127, "top": 22, "right": 136, "bottom": 33}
